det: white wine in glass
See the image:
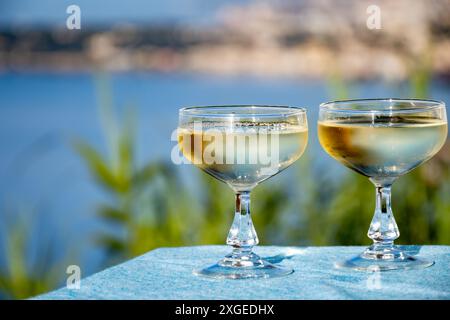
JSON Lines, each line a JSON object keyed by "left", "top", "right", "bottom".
{"left": 178, "top": 122, "right": 308, "bottom": 190}
{"left": 318, "top": 99, "right": 448, "bottom": 271}
{"left": 178, "top": 105, "right": 308, "bottom": 279}
{"left": 319, "top": 118, "right": 447, "bottom": 178}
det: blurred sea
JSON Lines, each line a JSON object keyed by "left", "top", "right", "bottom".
{"left": 0, "top": 71, "right": 449, "bottom": 274}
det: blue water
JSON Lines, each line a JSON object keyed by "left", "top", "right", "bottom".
{"left": 0, "top": 71, "right": 449, "bottom": 276}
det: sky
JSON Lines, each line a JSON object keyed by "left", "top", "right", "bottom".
{"left": 0, "top": 0, "right": 250, "bottom": 28}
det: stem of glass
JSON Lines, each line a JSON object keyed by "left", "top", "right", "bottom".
{"left": 225, "top": 191, "right": 259, "bottom": 264}
{"left": 366, "top": 182, "right": 400, "bottom": 257}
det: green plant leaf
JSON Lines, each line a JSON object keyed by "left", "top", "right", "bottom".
{"left": 98, "top": 205, "right": 129, "bottom": 224}
{"left": 73, "top": 140, "right": 124, "bottom": 193}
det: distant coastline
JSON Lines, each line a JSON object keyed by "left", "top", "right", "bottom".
{"left": 1, "top": 0, "right": 449, "bottom": 80}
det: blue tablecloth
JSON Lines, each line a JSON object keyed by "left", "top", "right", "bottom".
{"left": 35, "top": 245, "right": 450, "bottom": 300}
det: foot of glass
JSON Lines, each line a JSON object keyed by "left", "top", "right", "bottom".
{"left": 335, "top": 244, "right": 434, "bottom": 271}
{"left": 338, "top": 182, "right": 435, "bottom": 272}
{"left": 194, "top": 191, "right": 294, "bottom": 279}
{"left": 194, "top": 250, "right": 293, "bottom": 279}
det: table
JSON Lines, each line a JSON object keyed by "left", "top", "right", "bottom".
{"left": 35, "top": 245, "right": 450, "bottom": 300}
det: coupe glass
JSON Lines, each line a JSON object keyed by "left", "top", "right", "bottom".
{"left": 318, "top": 99, "right": 447, "bottom": 271}
{"left": 178, "top": 105, "right": 308, "bottom": 279}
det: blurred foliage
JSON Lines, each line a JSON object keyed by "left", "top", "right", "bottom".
{"left": 408, "top": 49, "right": 433, "bottom": 99}
{"left": 0, "top": 210, "right": 71, "bottom": 299}
{"left": 74, "top": 75, "right": 194, "bottom": 262}
{"left": 327, "top": 69, "right": 351, "bottom": 101}
{"left": 294, "top": 151, "right": 450, "bottom": 246}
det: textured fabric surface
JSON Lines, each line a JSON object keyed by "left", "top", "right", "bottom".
{"left": 35, "top": 245, "right": 450, "bottom": 300}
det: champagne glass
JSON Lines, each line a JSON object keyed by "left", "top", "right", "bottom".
{"left": 318, "top": 99, "right": 447, "bottom": 271}
{"left": 178, "top": 105, "right": 308, "bottom": 279}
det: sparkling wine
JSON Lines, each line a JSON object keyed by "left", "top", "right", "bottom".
{"left": 178, "top": 122, "right": 308, "bottom": 190}
{"left": 318, "top": 118, "right": 448, "bottom": 177}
